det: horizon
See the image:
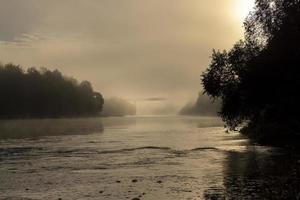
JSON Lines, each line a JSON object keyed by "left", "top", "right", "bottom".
{"left": 0, "top": 0, "right": 255, "bottom": 113}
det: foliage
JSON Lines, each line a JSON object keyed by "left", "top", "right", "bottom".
{"left": 202, "top": 0, "right": 300, "bottom": 142}
{"left": 0, "top": 63, "right": 104, "bottom": 118}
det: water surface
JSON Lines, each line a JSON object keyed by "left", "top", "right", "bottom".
{"left": 0, "top": 116, "right": 299, "bottom": 200}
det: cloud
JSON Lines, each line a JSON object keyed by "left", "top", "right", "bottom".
{"left": 0, "top": 0, "right": 44, "bottom": 42}
{"left": 141, "top": 97, "right": 167, "bottom": 101}
{"left": 0, "top": 0, "right": 245, "bottom": 106}
{"left": 0, "top": 33, "right": 46, "bottom": 47}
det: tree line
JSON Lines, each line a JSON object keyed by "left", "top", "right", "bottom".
{"left": 202, "top": 0, "right": 300, "bottom": 145}
{"left": 179, "top": 93, "right": 220, "bottom": 116}
{"left": 0, "top": 63, "right": 104, "bottom": 118}
{"left": 101, "top": 97, "right": 136, "bottom": 117}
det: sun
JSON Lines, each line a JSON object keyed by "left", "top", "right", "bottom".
{"left": 234, "top": 0, "right": 255, "bottom": 20}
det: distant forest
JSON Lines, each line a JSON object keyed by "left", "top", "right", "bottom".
{"left": 179, "top": 93, "right": 220, "bottom": 116}
{"left": 0, "top": 63, "right": 104, "bottom": 118}
{"left": 101, "top": 97, "right": 136, "bottom": 117}
{"left": 202, "top": 0, "right": 300, "bottom": 145}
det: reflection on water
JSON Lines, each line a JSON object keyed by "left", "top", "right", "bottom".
{"left": 0, "top": 118, "right": 104, "bottom": 139}
{"left": 205, "top": 147, "right": 300, "bottom": 200}
{"left": 0, "top": 116, "right": 299, "bottom": 200}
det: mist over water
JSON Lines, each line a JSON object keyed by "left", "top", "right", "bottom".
{"left": 0, "top": 0, "right": 299, "bottom": 199}
{"left": 0, "top": 118, "right": 104, "bottom": 140}
{"left": 1, "top": 116, "right": 298, "bottom": 200}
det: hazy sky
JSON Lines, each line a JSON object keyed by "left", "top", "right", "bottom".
{"left": 0, "top": 0, "right": 254, "bottom": 108}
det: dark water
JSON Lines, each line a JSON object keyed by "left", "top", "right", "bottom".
{"left": 0, "top": 116, "right": 299, "bottom": 200}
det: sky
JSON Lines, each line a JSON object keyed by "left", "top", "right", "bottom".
{"left": 0, "top": 0, "right": 254, "bottom": 113}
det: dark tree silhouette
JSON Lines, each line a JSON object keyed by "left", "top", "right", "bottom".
{"left": 202, "top": 0, "right": 300, "bottom": 145}
{"left": 0, "top": 63, "right": 104, "bottom": 118}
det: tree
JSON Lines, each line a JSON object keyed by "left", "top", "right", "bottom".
{"left": 0, "top": 63, "right": 104, "bottom": 118}
{"left": 202, "top": 0, "right": 300, "bottom": 144}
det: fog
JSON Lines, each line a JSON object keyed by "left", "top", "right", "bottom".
{"left": 0, "top": 0, "right": 250, "bottom": 114}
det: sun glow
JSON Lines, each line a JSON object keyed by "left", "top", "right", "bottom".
{"left": 234, "top": 0, "right": 255, "bottom": 21}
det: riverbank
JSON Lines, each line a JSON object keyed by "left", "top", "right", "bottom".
{"left": 241, "top": 121, "right": 300, "bottom": 149}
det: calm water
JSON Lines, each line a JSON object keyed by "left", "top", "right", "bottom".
{"left": 0, "top": 116, "right": 300, "bottom": 200}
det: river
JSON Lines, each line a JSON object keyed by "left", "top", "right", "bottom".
{"left": 0, "top": 116, "right": 299, "bottom": 200}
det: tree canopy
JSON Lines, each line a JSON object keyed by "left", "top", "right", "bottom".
{"left": 202, "top": 0, "right": 300, "bottom": 143}
{"left": 0, "top": 63, "right": 104, "bottom": 118}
